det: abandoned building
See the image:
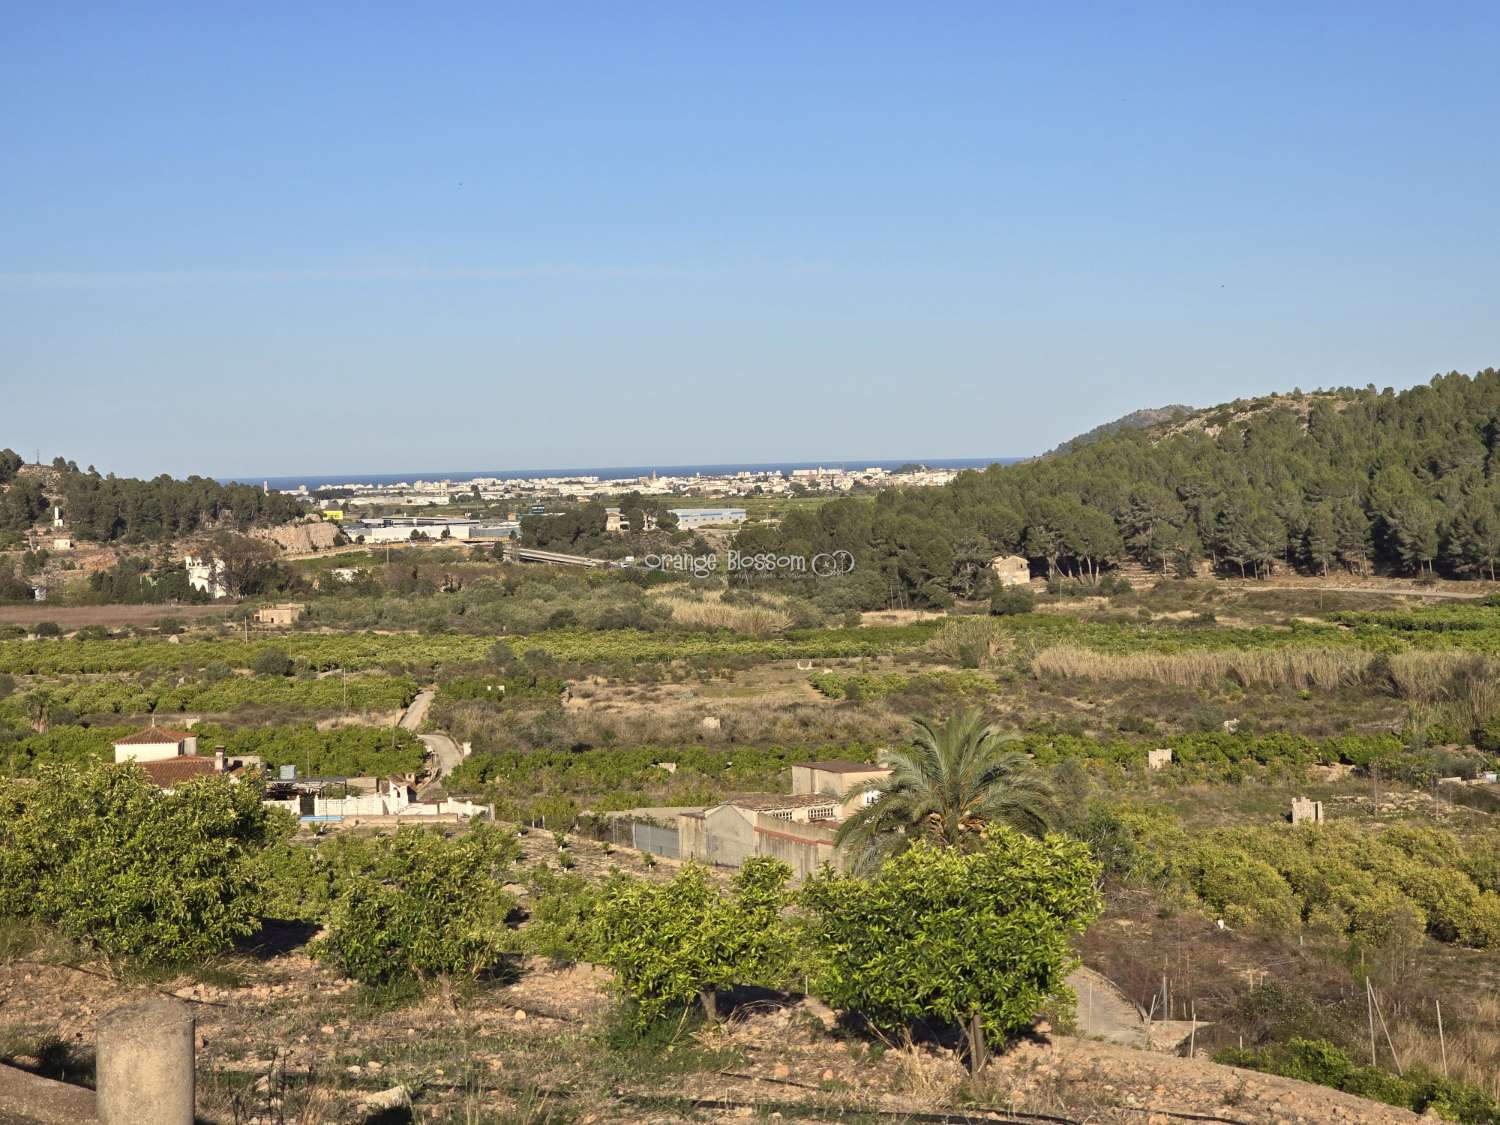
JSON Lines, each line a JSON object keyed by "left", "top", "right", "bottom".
{"left": 989, "top": 554, "right": 1031, "bottom": 587}
{"left": 677, "top": 760, "right": 892, "bottom": 877}
{"left": 253, "top": 602, "right": 306, "bottom": 627}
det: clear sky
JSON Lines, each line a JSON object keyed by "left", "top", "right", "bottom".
{"left": 2, "top": 2, "right": 1497, "bottom": 479}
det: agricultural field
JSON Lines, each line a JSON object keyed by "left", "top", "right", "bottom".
{"left": 6, "top": 562, "right": 1500, "bottom": 1121}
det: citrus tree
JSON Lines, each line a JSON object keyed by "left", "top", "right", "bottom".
{"left": 314, "top": 824, "right": 518, "bottom": 984}
{"left": 0, "top": 763, "right": 273, "bottom": 965}
{"left": 801, "top": 829, "right": 1100, "bottom": 1070}
{"left": 588, "top": 857, "right": 792, "bottom": 1028}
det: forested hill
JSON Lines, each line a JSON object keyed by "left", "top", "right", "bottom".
{"left": 0, "top": 451, "right": 304, "bottom": 543}
{"left": 1044, "top": 404, "right": 1192, "bottom": 456}
{"left": 731, "top": 370, "right": 1500, "bottom": 608}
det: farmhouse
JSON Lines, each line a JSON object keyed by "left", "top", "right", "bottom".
{"left": 989, "top": 554, "right": 1031, "bottom": 587}
{"left": 678, "top": 760, "right": 892, "bottom": 878}
{"left": 113, "top": 727, "right": 200, "bottom": 764}
{"left": 253, "top": 602, "right": 305, "bottom": 627}
{"left": 111, "top": 727, "right": 249, "bottom": 791}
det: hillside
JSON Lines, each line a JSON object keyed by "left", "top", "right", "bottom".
{"left": 0, "top": 449, "right": 304, "bottom": 546}
{"left": 1045, "top": 403, "right": 1193, "bottom": 456}
{"left": 733, "top": 370, "right": 1500, "bottom": 607}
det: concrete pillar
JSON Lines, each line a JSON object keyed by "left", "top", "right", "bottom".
{"left": 96, "top": 997, "right": 195, "bottom": 1125}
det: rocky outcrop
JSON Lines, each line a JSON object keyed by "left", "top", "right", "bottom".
{"left": 251, "top": 522, "right": 340, "bottom": 553}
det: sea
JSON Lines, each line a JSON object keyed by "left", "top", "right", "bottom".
{"left": 237, "top": 457, "right": 1019, "bottom": 492}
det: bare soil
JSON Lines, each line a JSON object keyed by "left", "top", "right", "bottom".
{"left": 0, "top": 946, "right": 1422, "bottom": 1124}
{"left": 0, "top": 604, "right": 233, "bottom": 629}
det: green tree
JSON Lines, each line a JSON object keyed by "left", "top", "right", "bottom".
{"left": 314, "top": 824, "right": 518, "bottom": 984}
{"left": 588, "top": 858, "right": 792, "bottom": 1027}
{"left": 0, "top": 764, "right": 273, "bottom": 965}
{"left": 252, "top": 647, "right": 293, "bottom": 676}
{"left": 834, "top": 708, "right": 1056, "bottom": 876}
{"left": 801, "top": 832, "right": 1101, "bottom": 1070}
{"left": 1303, "top": 504, "right": 1338, "bottom": 576}
{"left": 989, "top": 585, "right": 1034, "bottom": 616}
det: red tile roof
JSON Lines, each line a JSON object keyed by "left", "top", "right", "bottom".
{"left": 113, "top": 728, "right": 195, "bottom": 745}
{"left": 135, "top": 758, "right": 219, "bottom": 788}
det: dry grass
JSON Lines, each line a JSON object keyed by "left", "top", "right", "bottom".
{"left": 1388, "top": 651, "right": 1500, "bottom": 730}
{"left": 653, "top": 591, "right": 794, "bottom": 638}
{"left": 928, "top": 617, "right": 1008, "bottom": 664}
{"left": 1388, "top": 992, "right": 1500, "bottom": 1098}
{"left": 1031, "top": 644, "right": 1372, "bottom": 691}
{"left": 888, "top": 1043, "right": 967, "bottom": 1103}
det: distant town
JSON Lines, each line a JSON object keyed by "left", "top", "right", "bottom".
{"left": 277, "top": 462, "right": 971, "bottom": 510}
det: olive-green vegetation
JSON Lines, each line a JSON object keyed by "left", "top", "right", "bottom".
{"left": 0, "top": 723, "right": 425, "bottom": 778}
{"left": 0, "top": 764, "right": 274, "bottom": 965}
{"left": 733, "top": 372, "right": 1500, "bottom": 608}
{"left": 0, "top": 672, "right": 418, "bottom": 724}
{"left": 0, "top": 624, "right": 935, "bottom": 676}
{"left": 1217, "top": 1038, "right": 1500, "bottom": 1123}
{"left": 1124, "top": 816, "right": 1500, "bottom": 947}
{"left": 450, "top": 743, "right": 877, "bottom": 820}
{"left": 808, "top": 668, "right": 992, "bottom": 701}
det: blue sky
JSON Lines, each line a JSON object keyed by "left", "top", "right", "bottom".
{"left": 2, "top": 2, "right": 1497, "bottom": 478}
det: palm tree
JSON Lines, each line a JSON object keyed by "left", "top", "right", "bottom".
{"left": 833, "top": 708, "right": 1056, "bottom": 876}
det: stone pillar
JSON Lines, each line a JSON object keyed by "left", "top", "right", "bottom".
{"left": 96, "top": 997, "right": 195, "bottom": 1125}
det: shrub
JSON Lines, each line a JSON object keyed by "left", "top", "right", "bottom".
{"left": 32, "top": 622, "right": 61, "bottom": 638}
{"left": 520, "top": 866, "right": 600, "bottom": 961}
{"left": 800, "top": 831, "right": 1101, "bottom": 1070}
{"left": 990, "top": 587, "right": 1035, "bottom": 616}
{"left": 252, "top": 647, "right": 293, "bottom": 677}
{"left": 314, "top": 825, "right": 518, "bottom": 985}
{"left": 588, "top": 858, "right": 792, "bottom": 1028}
{"left": 0, "top": 763, "right": 273, "bottom": 965}
{"left": 1217, "top": 1038, "right": 1500, "bottom": 1123}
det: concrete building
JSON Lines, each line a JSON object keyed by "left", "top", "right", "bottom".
{"left": 604, "top": 508, "right": 656, "bottom": 534}
{"left": 680, "top": 794, "right": 842, "bottom": 877}
{"left": 989, "top": 554, "right": 1032, "bottom": 587}
{"left": 669, "top": 507, "right": 747, "bottom": 529}
{"left": 341, "top": 517, "right": 478, "bottom": 544}
{"left": 112, "top": 728, "right": 250, "bottom": 791}
{"left": 468, "top": 521, "right": 522, "bottom": 540}
{"left": 790, "top": 760, "right": 891, "bottom": 817}
{"left": 113, "top": 727, "right": 200, "bottom": 764}
{"left": 253, "top": 603, "right": 305, "bottom": 627}
{"left": 679, "top": 760, "right": 891, "bottom": 877}
{"left": 263, "top": 775, "right": 488, "bottom": 822}
{"left": 1291, "top": 797, "right": 1324, "bottom": 825}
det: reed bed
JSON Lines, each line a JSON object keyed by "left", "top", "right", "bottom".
{"left": 1388, "top": 650, "right": 1500, "bottom": 704}
{"left": 654, "top": 594, "right": 793, "bottom": 638}
{"left": 1031, "top": 643, "right": 1373, "bottom": 691}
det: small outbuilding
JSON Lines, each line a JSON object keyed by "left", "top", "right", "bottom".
{"left": 989, "top": 554, "right": 1032, "bottom": 587}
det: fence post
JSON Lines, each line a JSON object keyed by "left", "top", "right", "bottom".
{"left": 97, "top": 996, "right": 195, "bottom": 1125}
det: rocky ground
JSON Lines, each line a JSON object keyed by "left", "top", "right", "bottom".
{"left": 0, "top": 946, "right": 1422, "bottom": 1124}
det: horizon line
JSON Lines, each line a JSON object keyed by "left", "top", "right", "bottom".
{"left": 219, "top": 455, "right": 1022, "bottom": 486}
